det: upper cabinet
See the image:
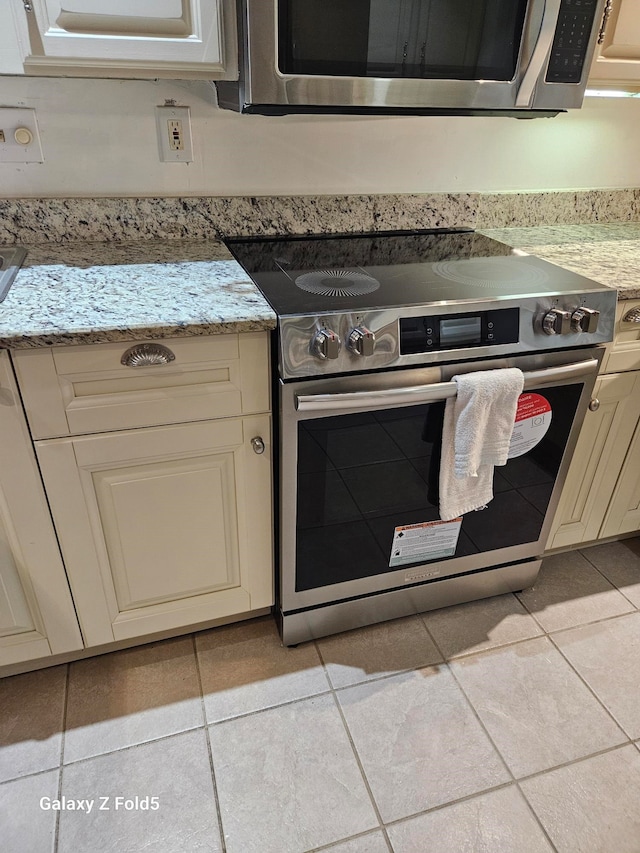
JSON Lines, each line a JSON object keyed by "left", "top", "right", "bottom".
{"left": 0, "top": 5, "right": 26, "bottom": 74}
{"left": 9, "top": 0, "right": 238, "bottom": 79}
{"left": 589, "top": 0, "right": 640, "bottom": 90}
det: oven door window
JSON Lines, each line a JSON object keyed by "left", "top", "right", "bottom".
{"left": 295, "top": 383, "right": 582, "bottom": 592}
{"left": 279, "top": 0, "right": 528, "bottom": 81}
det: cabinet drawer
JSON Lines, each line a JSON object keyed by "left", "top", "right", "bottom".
{"left": 602, "top": 300, "right": 640, "bottom": 374}
{"left": 13, "top": 332, "right": 270, "bottom": 438}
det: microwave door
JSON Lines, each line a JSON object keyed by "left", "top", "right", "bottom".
{"left": 278, "top": 0, "right": 529, "bottom": 79}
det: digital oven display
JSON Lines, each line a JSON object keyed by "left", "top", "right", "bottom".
{"left": 439, "top": 316, "right": 482, "bottom": 347}
{"left": 399, "top": 307, "right": 519, "bottom": 354}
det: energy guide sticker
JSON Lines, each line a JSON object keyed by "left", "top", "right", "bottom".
{"left": 508, "top": 393, "right": 552, "bottom": 459}
{"left": 389, "top": 518, "right": 462, "bottom": 568}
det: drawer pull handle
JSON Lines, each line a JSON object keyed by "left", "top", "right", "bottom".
{"left": 121, "top": 343, "right": 176, "bottom": 367}
{"left": 251, "top": 436, "right": 265, "bottom": 454}
{"left": 622, "top": 306, "right": 640, "bottom": 324}
{"left": 589, "top": 398, "right": 600, "bottom": 412}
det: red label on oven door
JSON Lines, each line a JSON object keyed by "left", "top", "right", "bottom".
{"left": 507, "top": 393, "right": 552, "bottom": 459}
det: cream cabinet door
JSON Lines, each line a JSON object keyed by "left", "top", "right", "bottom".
{"left": 601, "top": 396, "right": 640, "bottom": 537}
{"left": 589, "top": 0, "right": 640, "bottom": 90}
{"left": 0, "top": 351, "right": 82, "bottom": 667}
{"left": 13, "top": 0, "right": 237, "bottom": 78}
{"left": 36, "top": 415, "right": 273, "bottom": 647}
{"left": 548, "top": 372, "right": 640, "bottom": 549}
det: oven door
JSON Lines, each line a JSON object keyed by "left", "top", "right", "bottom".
{"left": 223, "top": 0, "right": 606, "bottom": 114}
{"left": 278, "top": 348, "right": 601, "bottom": 614}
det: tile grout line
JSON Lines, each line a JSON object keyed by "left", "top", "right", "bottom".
{"left": 0, "top": 765, "right": 65, "bottom": 788}
{"left": 515, "top": 740, "right": 636, "bottom": 785}
{"left": 314, "top": 608, "right": 630, "bottom": 679}
{"left": 191, "top": 634, "right": 227, "bottom": 853}
{"left": 417, "top": 614, "right": 517, "bottom": 785}
{"left": 514, "top": 589, "right": 636, "bottom": 637}
{"left": 312, "top": 611, "right": 634, "bottom": 847}
{"left": 546, "top": 608, "right": 640, "bottom": 639}
{"left": 380, "top": 779, "right": 556, "bottom": 844}
{"left": 305, "top": 828, "right": 390, "bottom": 853}
{"left": 312, "top": 639, "right": 394, "bottom": 853}
{"left": 359, "top": 738, "right": 640, "bottom": 842}
{"left": 512, "top": 782, "right": 560, "bottom": 853}
{"left": 540, "top": 544, "right": 639, "bottom": 744}
{"left": 546, "top": 629, "right": 635, "bottom": 744}
{"left": 418, "top": 577, "right": 635, "bottom": 847}
{"left": 578, "top": 546, "right": 640, "bottom": 613}
{"left": 417, "top": 615, "right": 561, "bottom": 853}
{"left": 54, "top": 725, "right": 207, "bottom": 771}
{"left": 53, "top": 663, "right": 71, "bottom": 853}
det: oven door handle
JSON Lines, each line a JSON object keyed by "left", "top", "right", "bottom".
{"left": 295, "top": 358, "right": 599, "bottom": 413}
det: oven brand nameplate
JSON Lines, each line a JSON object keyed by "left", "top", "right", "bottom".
{"left": 404, "top": 568, "right": 442, "bottom": 583}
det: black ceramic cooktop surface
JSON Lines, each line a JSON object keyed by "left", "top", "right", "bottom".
{"left": 227, "top": 230, "right": 607, "bottom": 317}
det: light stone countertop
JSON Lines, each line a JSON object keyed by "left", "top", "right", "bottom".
{"left": 2, "top": 223, "right": 639, "bottom": 349}
{"left": 0, "top": 238, "right": 277, "bottom": 348}
{"left": 479, "top": 224, "right": 640, "bottom": 300}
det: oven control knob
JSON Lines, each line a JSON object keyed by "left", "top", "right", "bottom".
{"left": 542, "top": 308, "right": 571, "bottom": 335}
{"left": 311, "top": 329, "right": 341, "bottom": 360}
{"left": 571, "top": 307, "right": 600, "bottom": 334}
{"left": 347, "top": 326, "right": 376, "bottom": 357}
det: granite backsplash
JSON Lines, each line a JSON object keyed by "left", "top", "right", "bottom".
{"left": 1, "top": 189, "right": 640, "bottom": 245}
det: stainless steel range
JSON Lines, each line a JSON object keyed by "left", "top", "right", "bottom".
{"left": 227, "top": 230, "right": 616, "bottom": 645}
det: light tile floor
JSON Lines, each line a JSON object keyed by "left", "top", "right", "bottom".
{"left": 3, "top": 537, "right": 640, "bottom": 852}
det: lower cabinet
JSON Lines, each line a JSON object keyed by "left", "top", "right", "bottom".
{"left": 548, "top": 370, "right": 640, "bottom": 549}
{"left": 601, "top": 411, "right": 640, "bottom": 537}
{"left": 36, "top": 413, "right": 273, "bottom": 647}
{"left": 0, "top": 351, "right": 82, "bottom": 666}
{"left": 1, "top": 332, "right": 274, "bottom": 671}
{"left": 549, "top": 300, "right": 640, "bottom": 550}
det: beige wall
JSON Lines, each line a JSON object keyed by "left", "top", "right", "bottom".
{"left": 0, "top": 75, "right": 639, "bottom": 198}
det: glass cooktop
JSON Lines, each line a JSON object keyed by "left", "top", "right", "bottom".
{"left": 226, "top": 230, "right": 608, "bottom": 317}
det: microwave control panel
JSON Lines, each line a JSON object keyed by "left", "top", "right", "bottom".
{"left": 545, "top": 0, "right": 600, "bottom": 83}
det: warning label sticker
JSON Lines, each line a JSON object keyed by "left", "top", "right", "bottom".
{"left": 507, "top": 393, "right": 552, "bottom": 459}
{"left": 389, "top": 518, "right": 462, "bottom": 568}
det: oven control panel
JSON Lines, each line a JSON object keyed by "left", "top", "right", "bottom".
{"left": 399, "top": 308, "right": 519, "bottom": 354}
{"left": 277, "top": 290, "right": 616, "bottom": 380}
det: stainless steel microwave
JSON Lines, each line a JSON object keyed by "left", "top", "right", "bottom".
{"left": 216, "top": 0, "right": 607, "bottom": 117}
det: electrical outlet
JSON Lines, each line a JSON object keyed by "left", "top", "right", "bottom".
{"left": 156, "top": 106, "right": 193, "bottom": 163}
{"left": 168, "top": 120, "right": 184, "bottom": 151}
{"left": 0, "top": 108, "right": 43, "bottom": 163}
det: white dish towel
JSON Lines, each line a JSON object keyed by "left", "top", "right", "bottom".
{"left": 439, "top": 367, "right": 524, "bottom": 521}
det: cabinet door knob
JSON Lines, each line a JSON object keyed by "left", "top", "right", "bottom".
{"left": 251, "top": 436, "right": 265, "bottom": 454}
{"left": 121, "top": 343, "right": 176, "bottom": 367}
{"left": 589, "top": 398, "right": 600, "bottom": 412}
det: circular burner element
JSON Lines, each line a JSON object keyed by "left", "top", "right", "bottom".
{"left": 295, "top": 269, "right": 381, "bottom": 298}
{"left": 432, "top": 257, "right": 550, "bottom": 288}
